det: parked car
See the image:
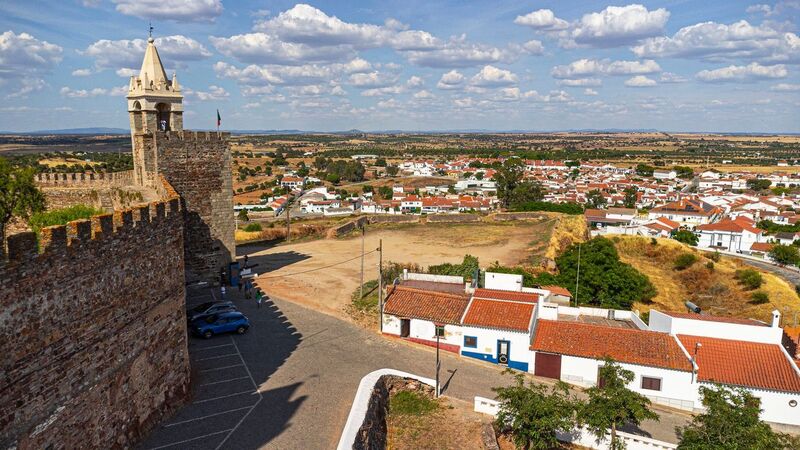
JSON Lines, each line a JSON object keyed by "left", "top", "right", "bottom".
{"left": 187, "top": 301, "right": 237, "bottom": 323}
{"left": 192, "top": 312, "right": 250, "bottom": 339}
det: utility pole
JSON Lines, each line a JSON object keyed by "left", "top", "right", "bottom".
{"left": 378, "top": 239, "right": 383, "bottom": 332}
{"left": 435, "top": 329, "right": 441, "bottom": 398}
{"left": 574, "top": 242, "right": 581, "bottom": 307}
{"left": 285, "top": 202, "right": 291, "bottom": 242}
{"left": 360, "top": 222, "right": 365, "bottom": 299}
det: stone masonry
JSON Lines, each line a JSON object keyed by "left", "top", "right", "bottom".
{"left": 0, "top": 181, "right": 189, "bottom": 449}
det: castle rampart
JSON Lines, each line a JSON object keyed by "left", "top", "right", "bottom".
{"left": 0, "top": 178, "right": 189, "bottom": 449}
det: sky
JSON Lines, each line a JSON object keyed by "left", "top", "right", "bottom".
{"left": 0, "top": 0, "right": 799, "bottom": 132}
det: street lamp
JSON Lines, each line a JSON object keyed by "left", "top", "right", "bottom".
{"left": 434, "top": 324, "right": 444, "bottom": 398}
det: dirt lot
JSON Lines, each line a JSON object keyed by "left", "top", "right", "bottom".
{"left": 251, "top": 221, "right": 552, "bottom": 318}
{"left": 387, "top": 396, "right": 489, "bottom": 450}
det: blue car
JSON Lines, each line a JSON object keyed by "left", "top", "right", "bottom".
{"left": 192, "top": 311, "right": 250, "bottom": 339}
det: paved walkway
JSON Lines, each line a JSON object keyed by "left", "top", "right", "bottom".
{"left": 138, "top": 286, "right": 690, "bottom": 450}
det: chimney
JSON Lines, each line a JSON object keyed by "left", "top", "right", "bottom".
{"left": 403, "top": 268, "right": 408, "bottom": 280}
{"left": 772, "top": 309, "right": 781, "bottom": 328}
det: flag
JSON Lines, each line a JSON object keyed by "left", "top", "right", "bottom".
{"left": 216, "top": 109, "right": 221, "bottom": 128}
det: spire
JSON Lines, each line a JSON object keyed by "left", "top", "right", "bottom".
{"left": 139, "top": 37, "right": 168, "bottom": 88}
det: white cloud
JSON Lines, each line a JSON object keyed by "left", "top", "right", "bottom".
{"left": 584, "top": 88, "right": 599, "bottom": 96}
{"left": 747, "top": 2, "right": 800, "bottom": 17}
{"left": 436, "top": 70, "right": 465, "bottom": 89}
{"left": 342, "top": 58, "right": 372, "bottom": 73}
{"left": 413, "top": 90, "right": 433, "bottom": 99}
{"left": 696, "top": 62, "right": 787, "bottom": 82}
{"left": 187, "top": 85, "right": 230, "bottom": 100}
{"left": 551, "top": 58, "right": 660, "bottom": 78}
{"left": 770, "top": 83, "right": 800, "bottom": 91}
{"left": 659, "top": 72, "right": 688, "bottom": 83}
{"left": 406, "top": 76, "right": 424, "bottom": 87}
{"left": 85, "top": 35, "right": 211, "bottom": 70}
{"left": 71, "top": 68, "right": 92, "bottom": 77}
{"left": 632, "top": 20, "right": 800, "bottom": 63}
{"left": 211, "top": 32, "right": 355, "bottom": 65}
{"left": 348, "top": 71, "right": 399, "bottom": 88}
{"left": 624, "top": 75, "right": 657, "bottom": 87}
{"left": 470, "top": 65, "right": 518, "bottom": 87}
{"left": 116, "top": 68, "right": 138, "bottom": 77}
{"left": 112, "top": 0, "right": 223, "bottom": 22}
{"left": 60, "top": 85, "right": 127, "bottom": 98}
{"left": 521, "top": 40, "right": 545, "bottom": 55}
{"left": 557, "top": 78, "right": 602, "bottom": 87}
{"left": 0, "top": 31, "right": 62, "bottom": 77}
{"left": 8, "top": 79, "right": 46, "bottom": 98}
{"left": 514, "top": 9, "right": 569, "bottom": 31}
{"left": 361, "top": 85, "right": 403, "bottom": 97}
{"left": 566, "top": 4, "right": 670, "bottom": 47}
{"left": 330, "top": 85, "right": 347, "bottom": 96}
{"left": 403, "top": 37, "right": 517, "bottom": 68}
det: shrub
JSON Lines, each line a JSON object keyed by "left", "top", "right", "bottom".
{"left": 674, "top": 253, "right": 698, "bottom": 271}
{"left": 768, "top": 244, "right": 800, "bottom": 266}
{"left": 673, "top": 229, "right": 699, "bottom": 246}
{"left": 706, "top": 251, "right": 721, "bottom": 262}
{"left": 735, "top": 269, "right": 763, "bottom": 290}
{"left": 706, "top": 261, "right": 715, "bottom": 271}
{"left": 29, "top": 204, "right": 103, "bottom": 234}
{"left": 243, "top": 223, "right": 262, "bottom": 232}
{"left": 750, "top": 291, "right": 769, "bottom": 305}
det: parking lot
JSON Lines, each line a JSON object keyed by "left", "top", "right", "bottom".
{"left": 138, "top": 284, "right": 688, "bottom": 450}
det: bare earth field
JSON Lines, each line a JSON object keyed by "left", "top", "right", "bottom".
{"left": 252, "top": 221, "right": 550, "bottom": 318}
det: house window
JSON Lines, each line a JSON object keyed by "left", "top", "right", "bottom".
{"left": 464, "top": 336, "right": 477, "bottom": 348}
{"left": 434, "top": 325, "right": 445, "bottom": 337}
{"left": 641, "top": 376, "right": 662, "bottom": 391}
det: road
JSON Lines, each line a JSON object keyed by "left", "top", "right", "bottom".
{"left": 138, "top": 286, "right": 690, "bottom": 450}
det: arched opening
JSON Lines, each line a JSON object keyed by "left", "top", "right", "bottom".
{"left": 132, "top": 101, "right": 143, "bottom": 131}
{"left": 156, "top": 103, "right": 171, "bottom": 131}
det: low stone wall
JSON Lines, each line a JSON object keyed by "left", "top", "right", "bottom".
{"left": 327, "top": 216, "right": 369, "bottom": 238}
{"left": 426, "top": 214, "right": 481, "bottom": 223}
{"left": 368, "top": 215, "right": 419, "bottom": 224}
{"left": 492, "top": 212, "right": 546, "bottom": 221}
{"left": 353, "top": 376, "right": 435, "bottom": 450}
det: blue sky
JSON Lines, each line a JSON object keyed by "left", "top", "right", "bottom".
{"left": 1, "top": 0, "right": 799, "bottom": 132}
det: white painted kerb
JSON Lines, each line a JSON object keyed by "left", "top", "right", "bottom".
{"left": 337, "top": 368, "right": 436, "bottom": 450}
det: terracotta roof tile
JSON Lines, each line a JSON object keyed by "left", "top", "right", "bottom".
{"left": 541, "top": 285, "right": 572, "bottom": 297}
{"left": 400, "top": 279, "right": 465, "bottom": 295}
{"left": 473, "top": 288, "right": 540, "bottom": 303}
{"left": 750, "top": 242, "right": 774, "bottom": 252}
{"left": 531, "top": 320, "right": 692, "bottom": 371}
{"left": 660, "top": 311, "right": 768, "bottom": 327}
{"left": 679, "top": 335, "right": 800, "bottom": 392}
{"left": 462, "top": 299, "right": 534, "bottom": 332}
{"left": 383, "top": 286, "right": 469, "bottom": 325}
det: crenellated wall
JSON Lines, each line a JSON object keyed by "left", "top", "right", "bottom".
{"left": 137, "top": 130, "right": 235, "bottom": 282}
{"left": 0, "top": 179, "right": 190, "bottom": 450}
{"left": 33, "top": 170, "right": 156, "bottom": 212}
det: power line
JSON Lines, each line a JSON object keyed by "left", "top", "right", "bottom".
{"left": 256, "top": 249, "right": 378, "bottom": 279}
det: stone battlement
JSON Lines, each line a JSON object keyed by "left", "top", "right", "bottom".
{"left": 144, "top": 130, "right": 230, "bottom": 141}
{"left": 34, "top": 170, "right": 135, "bottom": 187}
{"left": 4, "top": 177, "right": 180, "bottom": 265}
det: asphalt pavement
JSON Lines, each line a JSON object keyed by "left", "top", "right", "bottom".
{"left": 137, "top": 285, "right": 690, "bottom": 450}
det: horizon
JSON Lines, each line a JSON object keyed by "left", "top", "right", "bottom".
{"left": 1, "top": 1, "right": 799, "bottom": 132}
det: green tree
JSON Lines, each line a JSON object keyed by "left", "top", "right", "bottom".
{"left": 378, "top": 186, "right": 394, "bottom": 199}
{"left": 579, "top": 358, "right": 659, "bottom": 450}
{"left": 510, "top": 181, "right": 545, "bottom": 209}
{"left": 237, "top": 209, "right": 249, "bottom": 222}
{"left": 622, "top": 187, "right": 638, "bottom": 209}
{"left": 0, "top": 158, "right": 46, "bottom": 258}
{"left": 746, "top": 178, "right": 772, "bottom": 191}
{"left": 673, "top": 229, "right": 699, "bottom": 246}
{"left": 494, "top": 159, "right": 525, "bottom": 208}
{"left": 555, "top": 237, "right": 656, "bottom": 308}
{"left": 586, "top": 189, "right": 607, "bottom": 209}
{"left": 673, "top": 166, "right": 695, "bottom": 180}
{"left": 273, "top": 150, "right": 287, "bottom": 166}
{"left": 677, "top": 385, "right": 800, "bottom": 450}
{"left": 493, "top": 372, "right": 578, "bottom": 450}
{"left": 386, "top": 165, "right": 399, "bottom": 176}
{"left": 636, "top": 164, "right": 655, "bottom": 177}
{"left": 768, "top": 244, "right": 800, "bottom": 266}
{"left": 362, "top": 185, "right": 374, "bottom": 194}
{"left": 375, "top": 157, "right": 387, "bottom": 167}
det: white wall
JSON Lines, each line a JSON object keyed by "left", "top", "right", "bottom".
{"left": 409, "top": 318, "right": 463, "bottom": 348}
{"left": 648, "top": 310, "right": 783, "bottom": 344}
{"left": 383, "top": 314, "right": 401, "bottom": 335}
{"left": 484, "top": 272, "right": 523, "bottom": 292}
{"left": 556, "top": 355, "right": 698, "bottom": 411}
{"left": 460, "top": 326, "right": 532, "bottom": 368}
{"left": 752, "top": 386, "right": 800, "bottom": 426}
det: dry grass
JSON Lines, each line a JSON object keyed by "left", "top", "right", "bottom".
{"left": 612, "top": 235, "right": 800, "bottom": 322}
{"left": 545, "top": 213, "right": 588, "bottom": 261}
{"left": 235, "top": 223, "right": 328, "bottom": 243}
{"left": 387, "top": 397, "right": 488, "bottom": 450}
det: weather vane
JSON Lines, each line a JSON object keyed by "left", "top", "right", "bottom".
{"left": 149, "top": 22, "right": 154, "bottom": 38}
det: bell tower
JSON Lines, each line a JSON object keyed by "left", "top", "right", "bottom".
{"left": 127, "top": 35, "right": 183, "bottom": 185}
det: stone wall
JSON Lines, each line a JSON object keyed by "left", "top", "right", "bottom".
{"left": 426, "top": 214, "right": 481, "bottom": 223}
{"left": 34, "top": 171, "right": 156, "bottom": 212}
{"left": 143, "top": 130, "right": 235, "bottom": 282}
{"left": 0, "top": 187, "right": 190, "bottom": 450}
{"left": 492, "top": 212, "right": 546, "bottom": 221}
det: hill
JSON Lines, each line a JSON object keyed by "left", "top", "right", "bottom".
{"left": 612, "top": 235, "right": 799, "bottom": 323}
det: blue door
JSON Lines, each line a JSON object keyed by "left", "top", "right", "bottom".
{"left": 497, "top": 340, "right": 510, "bottom": 365}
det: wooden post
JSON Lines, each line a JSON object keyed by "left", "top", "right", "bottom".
{"left": 378, "top": 238, "right": 383, "bottom": 332}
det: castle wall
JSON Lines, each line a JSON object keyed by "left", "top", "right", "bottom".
{"left": 149, "top": 130, "right": 235, "bottom": 282}
{"left": 34, "top": 171, "right": 157, "bottom": 211}
{"left": 0, "top": 184, "right": 189, "bottom": 449}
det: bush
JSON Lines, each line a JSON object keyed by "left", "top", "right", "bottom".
{"left": 511, "top": 201, "right": 584, "bottom": 215}
{"left": 706, "top": 251, "right": 721, "bottom": 262}
{"left": 750, "top": 291, "right": 769, "bottom": 305}
{"left": 243, "top": 223, "right": 262, "bottom": 232}
{"left": 735, "top": 269, "right": 763, "bottom": 290}
{"left": 768, "top": 244, "right": 800, "bottom": 266}
{"left": 29, "top": 204, "right": 103, "bottom": 234}
{"left": 673, "top": 229, "right": 699, "bottom": 246}
{"left": 706, "top": 261, "right": 715, "bottom": 271}
{"left": 674, "top": 253, "right": 698, "bottom": 271}
{"left": 428, "top": 254, "right": 479, "bottom": 280}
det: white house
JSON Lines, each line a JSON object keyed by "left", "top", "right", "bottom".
{"left": 280, "top": 176, "right": 306, "bottom": 189}
{"left": 648, "top": 198, "right": 722, "bottom": 227}
{"left": 695, "top": 216, "right": 764, "bottom": 252}
{"left": 653, "top": 169, "right": 678, "bottom": 180}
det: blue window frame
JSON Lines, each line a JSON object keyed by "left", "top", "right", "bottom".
{"left": 464, "top": 336, "right": 477, "bottom": 348}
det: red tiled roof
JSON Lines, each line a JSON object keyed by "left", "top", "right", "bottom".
{"left": 462, "top": 299, "right": 534, "bottom": 332}
{"left": 679, "top": 335, "right": 800, "bottom": 392}
{"left": 473, "top": 288, "right": 540, "bottom": 303}
{"left": 531, "top": 320, "right": 692, "bottom": 371}
{"left": 696, "top": 218, "right": 761, "bottom": 234}
{"left": 750, "top": 242, "right": 774, "bottom": 252}
{"left": 383, "top": 286, "right": 469, "bottom": 325}
{"left": 541, "top": 285, "right": 572, "bottom": 297}
{"left": 660, "top": 311, "right": 768, "bottom": 327}
{"left": 400, "top": 279, "right": 465, "bottom": 295}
